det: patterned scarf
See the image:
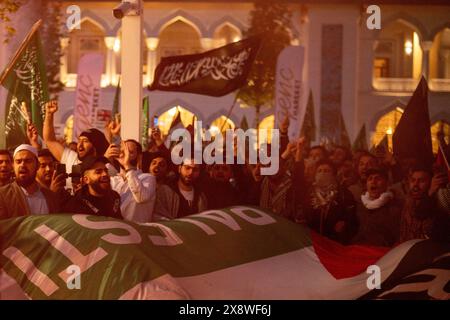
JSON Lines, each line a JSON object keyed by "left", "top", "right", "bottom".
{"left": 260, "top": 174, "right": 293, "bottom": 218}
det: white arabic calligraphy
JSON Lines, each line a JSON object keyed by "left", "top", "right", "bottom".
{"left": 158, "top": 48, "right": 252, "bottom": 87}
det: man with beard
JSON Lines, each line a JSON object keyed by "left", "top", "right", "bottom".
{"left": 36, "top": 149, "right": 66, "bottom": 194}
{"left": 400, "top": 166, "right": 449, "bottom": 242}
{"left": 148, "top": 152, "right": 172, "bottom": 185}
{"left": 108, "top": 140, "right": 156, "bottom": 223}
{"left": 0, "top": 145, "right": 60, "bottom": 219}
{"left": 154, "top": 158, "right": 207, "bottom": 220}
{"left": 0, "top": 150, "right": 13, "bottom": 187}
{"left": 352, "top": 168, "right": 402, "bottom": 247}
{"left": 43, "top": 101, "right": 112, "bottom": 189}
{"left": 348, "top": 152, "right": 378, "bottom": 203}
{"left": 202, "top": 163, "right": 240, "bottom": 210}
{"left": 64, "top": 156, "right": 122, "bottom": 219}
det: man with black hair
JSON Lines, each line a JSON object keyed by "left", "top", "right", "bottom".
{"left": 154, "top": 158, "right": 207, "bottom": 220}
{"left": 352, "top": 167, "right": 402, "bottom": 247}
{"left": 36, "top": 149, "right": 66, "bottom": 194}
{"left": 43, "top": 101, "right": 112, "bottom": 179}
{"left": 0, "top": 149, "right": 13, "bottom": 187}
{"left": 400, "top": 166, "right": 449, "bottom": 242}
{"left": 0, "top": 145, "right": 60, "bottom": 219}
{"left": 348, "top": 152, "right": 378, "bottom": 203}
{"left": 64, "top": 156, "right": 122, "bottom": 219}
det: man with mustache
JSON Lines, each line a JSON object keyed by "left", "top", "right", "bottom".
{"left": 63, "top": 156, "right": 122, "bottom": 219}
{"left": 0, "top": 150, "right": 13, "bottom": 187}
{"left": 154, "top": 158, "right": 207, "bottom": 220}
{"left": 36, "top": 149, "right": 66, "bottom": 194}
{"left": 108, "top": 140, "right": 156, "bottom": 223}
{"left": 43, "top": 101, "right": 112, "bottom": 191}
{"left": 0, "top": 145, "right": 61, "bottom": 219}
{"left": 400, "top": 166, "right": 448, "bottom": 242}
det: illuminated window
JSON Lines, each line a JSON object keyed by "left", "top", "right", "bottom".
{"left": 156, "top": 106, "right": 195, "bottom": 136}
{"left": 373, "top": 108, "right": 404, "bottom": 150}
{"left": 213, "top": 24, "right": 241, "bottom": 48}
{"left": 157, "top": 20, "right": 202, "bottom": 64}
{"left": 373, "top": 20, "right": 422, "bottom": 79}
{"left": 429, "top": 28, "right": 450, "bottom": 79}
{"left": 115, "top": 30, "right": 148, "bottom": 76}
{"left": 431, "top": 120, "right": 450, "bottom": 154}
{"left": 374, "top": 58, "right": 389, "bottom": 78}
{"left": 258, "top": 115, "right": 275, "bottom": 146}
{"left": 67, "top": 20, "right": 106, "bottom": 73}
{"left": 209, "top": 116, "right": 235, "bottom": 137}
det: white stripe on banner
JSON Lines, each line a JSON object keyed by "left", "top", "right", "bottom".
{"left": 73, "top": 53, "right": 104, "bottom": 139}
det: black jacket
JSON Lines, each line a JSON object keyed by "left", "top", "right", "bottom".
{"left": 63, "top": 186, "right": 122, "bottom": 219}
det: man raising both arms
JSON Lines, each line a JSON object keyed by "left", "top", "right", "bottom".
{"left": 43, "top": 101, "right": 116, "bottom": 190}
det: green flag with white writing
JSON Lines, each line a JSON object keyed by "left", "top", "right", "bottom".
{"left": 0, "top": 20, "right": 49, "bottom": 149}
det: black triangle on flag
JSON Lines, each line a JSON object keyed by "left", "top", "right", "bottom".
{"left": 392, "top": 77, "right": 433, "bottom": 168}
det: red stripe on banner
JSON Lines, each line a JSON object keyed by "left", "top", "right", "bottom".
{"left": 311, "top": 231, "right": 390, "bottom": 280}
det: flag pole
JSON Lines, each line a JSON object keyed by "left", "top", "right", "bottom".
{"left": 220, "top": 93, "right": 239, "bottom": 133}
{"left": 0, "top": 20, "right": 43, "bottom": 84}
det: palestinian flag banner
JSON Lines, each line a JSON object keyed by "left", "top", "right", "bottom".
{"left": 0, "top": 206, "right": 448, "bottom": 300}
{"left": 0, "top": 20, "right": 49, "bottom": 149}
{"left": 149, "top": 37, "right": 261, "bottom": 97}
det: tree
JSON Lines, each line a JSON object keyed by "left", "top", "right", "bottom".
{"left": 0, "top": 0, "right": 21, "bottom": 43}
{"left": 237, "top": 1, "right": 293, "bottom": 129}
{"left": 41, "top": 0, "right": 64, "bottom": 98}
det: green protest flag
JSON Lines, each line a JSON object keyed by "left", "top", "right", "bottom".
{"left": 112, "top": 76, "right": 121, "bottom": 117}
{"left": 0, "top": 20, "right": 49, "bottom": 149}
{"left": 142, "top": 96, "right": 150, "bottom": 149}
{"left": 300, "top": 90, "right": 316, "bottom": 145}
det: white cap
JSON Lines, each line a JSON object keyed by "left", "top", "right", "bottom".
{"left": 13, "top": 144, "right": 38, "bottom": 158}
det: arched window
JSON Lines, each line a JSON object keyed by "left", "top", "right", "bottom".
{"left": 429, "top": 28, "right": 450, "bottom": 91}
{"left": 213, "top": 24, "right": 241, "bottom": 48}
{"left": 372, "top": 108, "right": 404, "bottom": 150}
{"left": 67, "top": 19, "right": 106, "bottom": 74}
{"left": 157, "top": 19, "right": 202, "bottom": 64}
{"left": 373, "top": 20, "right": 422, "bottom": 79}
{"left": 156, "top": 106, "right": 196, "bottom": 136}
{"left": 258, "top": 115, "right": 275, "bottom": 146}
{"left": 209, "top": 116, "right": 235, "bottom": 137}
{"left": 431, "top": 120, "right": 450, "bottom": 154}
{"left": 114, "top": 30, "right": 148, "bottom": 78}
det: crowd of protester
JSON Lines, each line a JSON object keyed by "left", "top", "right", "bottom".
{"left": 0, "top": 100, "right": 448, "bottom": 247}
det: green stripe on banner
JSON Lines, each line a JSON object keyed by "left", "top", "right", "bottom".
{"left": 0, "top": 206, "right": 312, "bottom": 299}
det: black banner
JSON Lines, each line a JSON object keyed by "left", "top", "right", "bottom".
{"left": 148, "top": 37, "right": 261, "bottom": 97}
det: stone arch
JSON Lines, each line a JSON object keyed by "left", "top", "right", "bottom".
{"left": 152, "top": 10, "right": 207, "bottom": 38}
{"left": 375, "top": 12, "right": 428, "bottom": 40}
{"left": 208, "top": 16, "right": 245, "bottom": 38}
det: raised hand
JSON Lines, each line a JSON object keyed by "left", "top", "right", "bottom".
{"left": 45, "top": 100, "right": 58, "bottom": 115}
{"left": 117, "top": 141, "right": 132, "bottom": 171}
{"left": 280, "top": 114, "right": 290, "bottom": 135}
{"left": 49, "top": 170, "right": 66, "bottom": 193}
{"left": 26, "top": 123, "right": 39, "bottom": 147}
{"left": 104, "top": 143, "right": 120, "bottom": 161}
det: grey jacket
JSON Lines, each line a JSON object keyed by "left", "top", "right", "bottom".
{"left": 153, "top": 183, "right": 208, "bottom": 221}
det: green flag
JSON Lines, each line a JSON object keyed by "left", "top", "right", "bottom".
{"left": 300, "top": 90, "right": 316, "bottom": 143}
{"left": 352, "top": 124, "right": 368, "bottom": 151}
{"left": 112, "top": 76, "right": 121, "bottom": 117}
{"left": 142, "top": 96, "right": 150, "bottom": 149}
{"left": 0, "top": 20, "right": 49, "bottom": 149}
{"left": 240, "top": 115, "right": 249, "bottom": 130}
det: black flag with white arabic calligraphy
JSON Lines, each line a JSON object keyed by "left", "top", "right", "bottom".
{"left": 148, "top": 37, "right": 261, "bottom": 97}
